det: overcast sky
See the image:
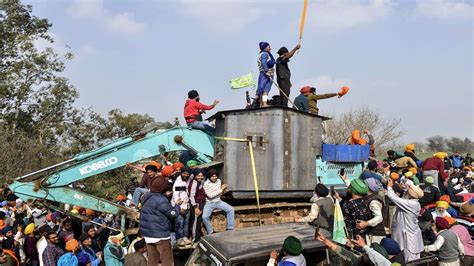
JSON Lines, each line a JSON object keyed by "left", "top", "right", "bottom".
{"left": 26, "top": 0, "right": 473, "bottom": 143}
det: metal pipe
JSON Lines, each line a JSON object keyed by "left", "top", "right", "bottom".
{"left": 16, "top": 159, "right": 75, "bottom": 180}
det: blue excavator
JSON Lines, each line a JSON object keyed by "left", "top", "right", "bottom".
{"left": 8, "top": 106, "right": 368, "bottom": 229}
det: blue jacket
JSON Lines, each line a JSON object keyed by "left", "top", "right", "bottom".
{"left": 139, "top": 192, "right": 180, "bottom": 238}
{"left": 294, "top": 94, "right": 308, "bottom": 112}
{"left": 57, "top": 252, "right": 78, "bottom": 266}
{"left": 103, "top": 242, "right": 124, "bottom": 266}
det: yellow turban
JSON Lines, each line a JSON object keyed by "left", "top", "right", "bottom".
{"left": 24, "top": 223, "right": 35, "bottom": 235}
{"left": 434, "top": 152, "right": 448, "bottom": 159}
{"left": 404, "top": 171, "right": 413, "bottom": 178}
{"left": 436, "top": 201, "right": 449, "bottom": 210}
{"left": 405, "top": 143, "right": 415, "bottom": 152}
{"left": 71, "top": 209, "right": 79, "bottom": 215}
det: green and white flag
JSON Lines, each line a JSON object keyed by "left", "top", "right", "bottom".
{"left": 229, "top": 72, "right": 255, "bottom": 90}
{"left": 332, "top": 199, "right": 348, "bottom": 245}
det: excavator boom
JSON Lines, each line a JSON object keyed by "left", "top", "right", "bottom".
{"left": 9, "top": 127, "right": 215, "bottom": 218}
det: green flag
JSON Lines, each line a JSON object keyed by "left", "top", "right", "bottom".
{"left": 229, "top": 73, "right": 255, "bottom": 89}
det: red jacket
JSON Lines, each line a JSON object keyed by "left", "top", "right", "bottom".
{"left": 422, "top": 157, "right": 448, "bottom": 180}
{"left": 183, "top": 99, "right": 214, "bottom": 123}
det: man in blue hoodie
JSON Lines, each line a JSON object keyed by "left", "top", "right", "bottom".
{"left": 139, "top": 176, "right": 181, "bottom": 266}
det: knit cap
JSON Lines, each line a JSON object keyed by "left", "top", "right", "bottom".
{"left": 282, "top": 236, "right": 303, "bottom": 256}
{"left": 150, "top": 177, "right": 168, "bottom": 193}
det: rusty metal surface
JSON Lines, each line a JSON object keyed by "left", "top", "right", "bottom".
{"left": 212, "top": 107, "right": 324, "bottom": 197}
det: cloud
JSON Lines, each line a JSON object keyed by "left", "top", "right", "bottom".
{"left": 178, "top": 0, "right": 272, "bottom": 32}
{"left": 294, "top": 75, "right": 352, "bottom": 91}
{"left": 414, "top": 0, "right": 473, "bottom": 20}
{"left": 307, "top": 0, "right": 395, "bottom": 33}
{"left": 68, "top": 0, "right": 145, "bottom": 36}
{"left": 79, "top": 45, "right": 99, "bottom": 56}
{"left": 34, "top": 32, "right": 70, "bottom": 55}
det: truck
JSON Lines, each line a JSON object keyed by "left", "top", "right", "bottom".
{"left": 8, "top": 106, "right": 367, "bottom": 230}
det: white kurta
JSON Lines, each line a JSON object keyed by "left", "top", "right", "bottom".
{"left": 387, "top": 187, "right": 424, "bottom": 261}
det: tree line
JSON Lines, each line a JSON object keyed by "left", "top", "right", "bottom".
{"left": 0, "top": 1, "right": 157, "bottom": 197}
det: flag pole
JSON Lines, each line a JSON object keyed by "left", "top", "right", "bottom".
{"left": 270, "top": 78, "right": 300, "bottom": 111}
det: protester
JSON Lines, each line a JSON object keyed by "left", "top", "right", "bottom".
{"left": 188, "top": 168, "right": 206, "bottom": 242}
{"left": 78, "top": 233, "right": 101, "bottom": 266}
{"left": 342, "top": 178, "right": 371, "bottom": 239}
{"left": 424, "top": 217, "right": 464, "bottom": 265}
{"left": 103, "top": 230, "right": 125, "bottom": 266}
{"left": 276, "top": 44, "right": 300, "bottom": 107}
{"left": 202, "top": 169, "right": 235, "bottom": 234}
{"left": 42, "top": 231, "right": 65, "bottom": 266}
{"left": 449, "top": 221, "right": 474, "bottom": 265}
{"left": 183, "top": 90, "right": 219, "bottom": 132}
{"left": 419, "top": 176, "right": 441, "bottom": 207}
{"left": 380, "top": 237, "right": 405, "bottom": 265}
{"left": 358, "top": 178, "right": 386, "bottom": 244}
{"left": 125, "top": 239, "right": 147, "bottom": 266}
{"left": 267, "top": 236, "right": 306, "bottom": 266}
{"left": 293, "top": 87, "right": 310, "bottom": 112}
{"left": 257, "top": 42, "right": 275, "bottom": 107}
{"left": 172, "top": 166, "right": 192, "bottom": 247}
{"left": 360, "top": 160, "right": 383, "bottom": 181}
{"left": 386, "top": 178, "right": 424, "bottom": 262}
{"left": 130, "top": 164, "right": 159, "bottom": 207}
{"left": 139, "top": 177, "right": 180, "bottom": 266}
{"left": 295, "top": 183, "right": 334, "bottom": 237}
{"left": 57, "top": 239, "right": 80, "bottom": 265}
{"left": 307, "top": 86, "right": 347, "bottom": 115}
{"left": 422, "top": 153, "right": 449, "bottom": 191}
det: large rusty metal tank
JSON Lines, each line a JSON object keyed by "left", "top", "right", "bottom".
{"left": 208, "top": 106, "right": 330, "bottom": 200}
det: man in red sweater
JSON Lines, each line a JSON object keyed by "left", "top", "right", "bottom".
{"left": 422, "top": 153, "right": 449, "bottom": 193}
{"left": 183, "top": 90, "right": 219, "bottom": 134}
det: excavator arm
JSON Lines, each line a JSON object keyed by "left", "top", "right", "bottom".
{"left": 8, "top": 127, "right": 215, "bottom": 219}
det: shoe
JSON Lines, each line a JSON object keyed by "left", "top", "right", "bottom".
{"left": 183, "top": 237, "right": 192, "bottom": 245}
{"left": 176, "top": 238, "right": 187, "bottom": 247}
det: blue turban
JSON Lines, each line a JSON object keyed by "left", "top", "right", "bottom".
{"left": 380, "top": 237, "right": 401, "bottom": 255}
{"left": 259, "top": 42, "right": 270, "bottom": 51}
{"left": 77, "top": 252, "right": 91, "bottom": 266}
{"left": 1, "top": 226, "right": 13, "bottom": 235}
{"left": 447, "top": 206, "right": 458, "bottom": 217}
{"left": 366, "top": 178, "right": 382, "bottom": 193}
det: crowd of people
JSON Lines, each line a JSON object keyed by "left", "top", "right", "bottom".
{"left": 283, "top": 144, "right": 473, "bottom": 266}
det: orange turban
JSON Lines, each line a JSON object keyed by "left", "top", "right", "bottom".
{"left": 390, "top": 172, "right": 400, "bottom": 180}
{"left": 172, "top": 162, "right": 184, "bottom": 170}
{"left": 300, "top": 86, "right": 311, "bottom": 93}
{"left": 161, "top": 165, "right": 174, "bottom": 177}
{"left": 147, "top": 161, "right": 162, "bottom": 170}
{"left": 65, "top": 239, "right": 79, "bottom": 251}
{"left": 439, "top": 195, "right": 451, "bottom": 203}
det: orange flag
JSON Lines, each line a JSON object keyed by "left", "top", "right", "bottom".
{"left": 298, "top": 0, "right": 309, "bottom": 44}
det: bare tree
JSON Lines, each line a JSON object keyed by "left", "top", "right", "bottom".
{"left": 324, "top": 106, "right": 404, "bottom": 151}
{"left": 446, "top": 137, "right": 473, "bottom": 153}
{"left": 426, "top": 136, "right": 447, "bottom": 151}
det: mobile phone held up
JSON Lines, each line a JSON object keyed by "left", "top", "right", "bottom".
{"left": 339, "top": 168, "right": 345, "bottom": 176}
